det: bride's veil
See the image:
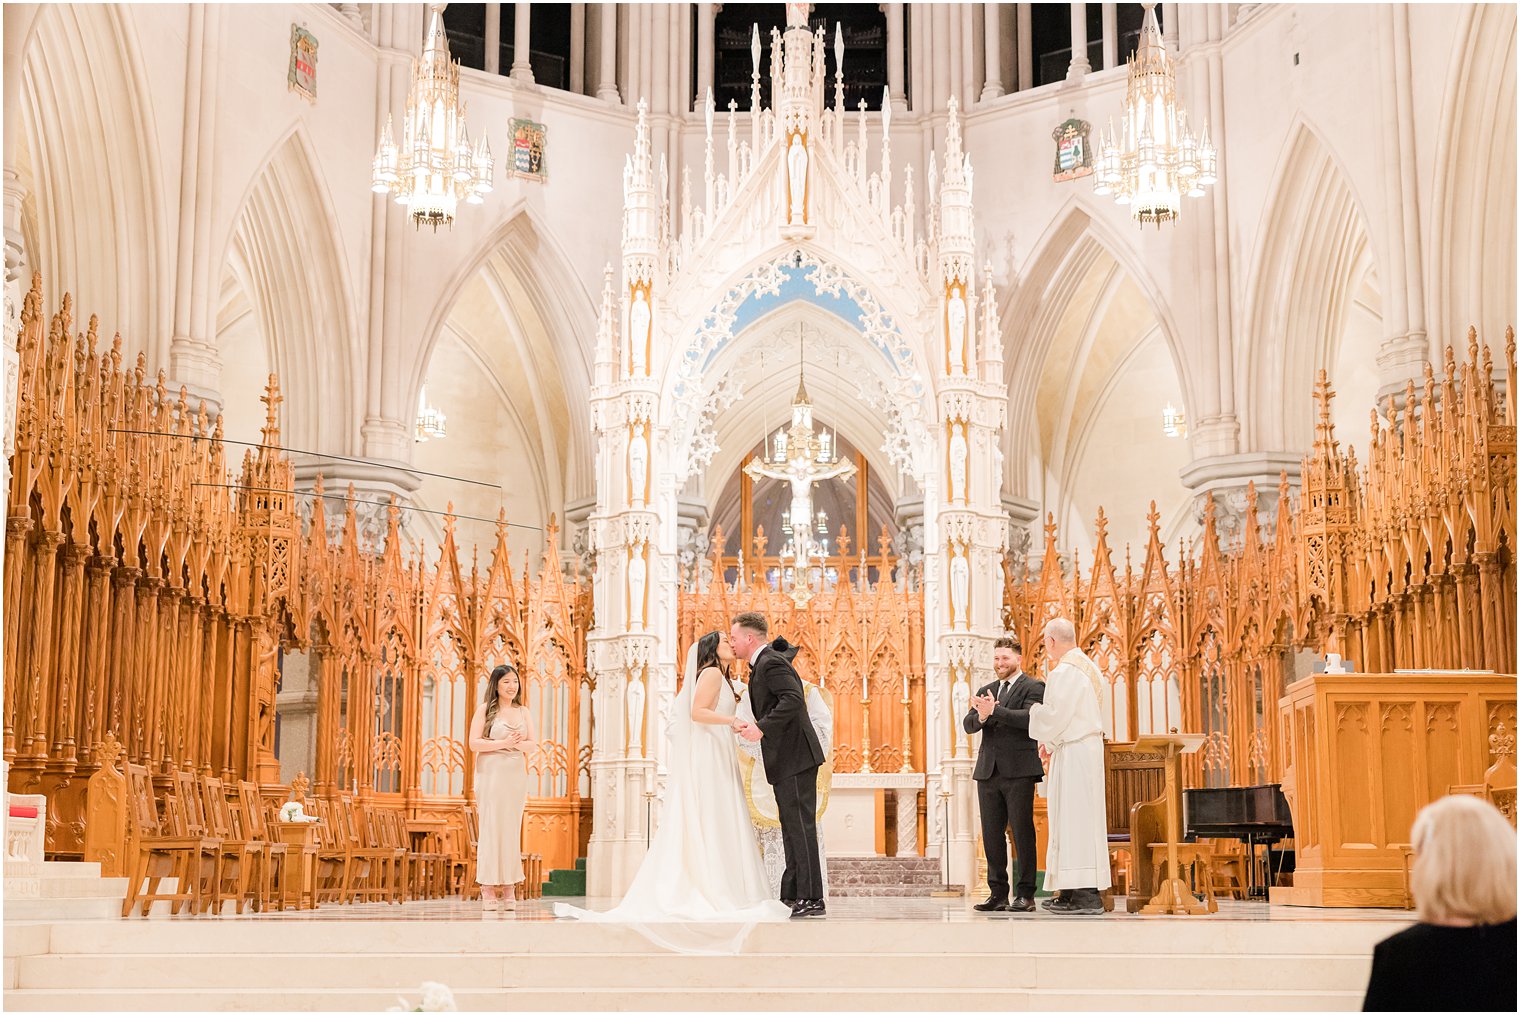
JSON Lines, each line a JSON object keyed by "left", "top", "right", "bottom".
{"left": 664, "top": 641, "right": 699, "bottom": 780}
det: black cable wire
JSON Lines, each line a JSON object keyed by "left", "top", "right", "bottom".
{"left": 107, "top": 427, "right": 502, "bottom": 490}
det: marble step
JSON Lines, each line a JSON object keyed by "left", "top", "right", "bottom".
{"left": 30, "top": 915, "right": 1410, "bottom": 956}
{"left": 12, "top": 949, "right": 1373, "bottom": 993}
{"left": 4, "top": 875, "right": 131, "bottom": 900}
{"left": 2, "top": 896, "right": 125, "bottom": 921}
{"left": 2, "top": 984, "right": 1366, "bottom": 1012}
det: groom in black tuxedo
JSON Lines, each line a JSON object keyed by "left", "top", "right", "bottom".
{"left": 730, "top": 611, "right": 826, "bottom": 918}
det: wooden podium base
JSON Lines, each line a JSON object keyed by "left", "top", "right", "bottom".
{"left": 1141, "top": 876, "right": 1209, "bottom": 916}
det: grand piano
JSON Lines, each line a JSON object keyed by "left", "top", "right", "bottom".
{"left": 1184, "top": 784, "right": 1294, "bottom": 898}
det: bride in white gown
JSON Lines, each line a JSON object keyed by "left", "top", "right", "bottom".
{"left": 554, "top": 630, "right": 792, "bottom": 952}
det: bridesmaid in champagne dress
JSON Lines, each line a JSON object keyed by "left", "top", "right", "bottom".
{"left": 469, "top": 664, "right": 536, "bottom": 911}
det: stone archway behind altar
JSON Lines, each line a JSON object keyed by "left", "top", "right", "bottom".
{"left": 585, "top": 3, "right": 1009, "bottom": 897}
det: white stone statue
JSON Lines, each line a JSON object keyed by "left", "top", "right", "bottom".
{"left": 628, "top": 289, "right": 651, "bottom": 376}
{"left": 951, "top": 674, "right": 971, "bottom": 754}
{"left": 626, "top": 674, "right": 646, "bottom": 755}
{"left": 948, "top": 290, "right": 968, "bottom": 373}
{"left": 949, "top": 543, "right": 970, "bottom": 629}
{"left": 949, "top": 425, "right": 968, "bottom": 503}
{"left": 627, "top": 546, "right": 647, "bottom": 630}
{"left": 786, "top": 134, "right": 809, "bottom": 226}
{"left": 628, "top": 423, "right": 649, "bottom": 506}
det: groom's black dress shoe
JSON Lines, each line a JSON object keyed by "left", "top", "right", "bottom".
{"left": 973, "top": 897, "right": 1010, "bottom": 912}
{"left": 790, "top": 899, "right": 825, "bottom": 918}
{"left": 1007, "top": 897, "right": 1036, "bottom": 913}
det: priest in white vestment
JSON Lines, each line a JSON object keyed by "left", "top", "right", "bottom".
{"left": 1027, "top": 617, "right": 1111, "bottom": 915}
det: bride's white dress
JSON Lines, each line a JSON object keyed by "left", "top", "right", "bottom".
{"left": 554, "top": 656, "right": 791, "bottom": 952}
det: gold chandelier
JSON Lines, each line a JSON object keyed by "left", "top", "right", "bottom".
{"left": 1094, "top": 2, "right": 1217, "bottom": 226}
{"left": 371, "top": 4, "right": 493, "bottom": 231}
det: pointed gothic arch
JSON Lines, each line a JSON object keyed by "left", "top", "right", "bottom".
{"left": 17, "top": 3, "right": 168, "bottom": 360}
{"left": 1241, "top": 120, "right": 1381, "bottom": 451}
{"left": 416, "top": 206, "right": 598, "bottom": 503}
{"left": 1429, "top": 3, "right": 1517, "bottom": 351}
{"left": 999, "top": 200, "right": 1192, "bottom": 523}
{"left": 659, "top": 243, "right": 939, "bottom": 489}
{"left": 220, "top": 127, "right": 360, "bottom": 454}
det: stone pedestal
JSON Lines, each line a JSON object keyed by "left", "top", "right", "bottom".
{"left": 822, "top": 772, "right": 923, "bottom": 856}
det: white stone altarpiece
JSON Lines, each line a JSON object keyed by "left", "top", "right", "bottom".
{"left": 585, "top": 5, "right": 1008, "bottom": 896}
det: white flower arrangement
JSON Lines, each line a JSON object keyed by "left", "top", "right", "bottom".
{"left": 387, "top": 981, "right": 457, "bottom": 1012}
{"left": 278, "top": 800, "right": 319, "bottom": 823}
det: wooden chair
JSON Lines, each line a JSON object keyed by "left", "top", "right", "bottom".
{"left": 198, "top": 775, "right": 259, "bottom": 914}
{"left": 120, "top": 763, "right": 215, "bottom": 917}
{"left": 365, "top": 807, "right": 415, "bottom": 900}
{"left": 335, "top": 796, "right": 400, "bottom": 904}
{"left": 395, "top": 811, "right": 449, "bottom": 900}
{"left": 235, "top": 781, "right": 292, "bottom": 910}
{"left": 522, "top": 853, "right": 544, "bottom": 899}
{"left": 166, "top": 770, "right": 224, "bottom": 911}
{"left": 1204, "top": 842, "right": 1249, "bottom": 901}
{"left": 456, "top": 805, "right": 480, "bottom": 900}
{"left": 307, "top": 797, "right": 354, "bottom": 905}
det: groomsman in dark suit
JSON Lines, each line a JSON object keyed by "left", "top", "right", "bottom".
{"left": 963, "top": 636, "right": 1045, "bottom": 912}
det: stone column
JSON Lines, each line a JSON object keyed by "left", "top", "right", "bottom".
{"left": 484, "top": 3, "right": 502, "bottom": 73}
{"left": 570, "top": 3, "right": 586, "bottom": 92}
{"left": 511, "top": 1, "right": 534, "bottom": 81}
{"left": 895, "top": 788, "right": 920, "bottom": 857}
{"left": 1374, "top": 4, "right": 1427, "bottom": 391}
{"left": 980, "top": 3, "right": 1003, "bottom": 101}
{"left": 1101, "top": 1, "right": 1117, "bottom": 70}
{"left": 362, "top": 3, "right": 425, "bottom": 466}
{"left": 1015, "top": 3, "right": 1032, "bottom": 90}
{"left": 884, "top": 3, "right": 907, "bottom": 112}
{"left": 598, "top": 4, "right": 621, "bottom": 104}
{"left": 585, "top": 107, "right": 668, "bottom": 899}
{"left": 931, "top": 3, "right": 952, "bottom": 110}
{"left": 4, "top": 5, "right": 38, "bottom": 497}
{"left": 931, "top": 106, "right": 1008, "bottom": 895}
{"left": 1161, "top": 1, "right": 1178, "bottom": 51}
{"left": 1066, "top": 2, "right": 1090, "bottom": 80}
{"left": 1181, "top": 1, "right": 1239, "bottom": 460}
{"left": 696, "top": 3, "right": 716, "bottom": 106}
{"left": 167, "top": 4, "right": 224, "bottom": 415}
{"left": 274, "top": 651, "right": 318, "bottom": 787}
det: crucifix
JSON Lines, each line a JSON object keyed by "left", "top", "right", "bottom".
{"left": 743, "top": 328, "right": 855, "bottom": 587}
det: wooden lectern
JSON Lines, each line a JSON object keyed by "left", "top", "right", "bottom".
{"left": 1135, "top": 733, "right": 1207, "bottom": 915}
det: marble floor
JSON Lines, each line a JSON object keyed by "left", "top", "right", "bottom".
{"left": 83, "top": 893, "right": 1413, "bottom": 923}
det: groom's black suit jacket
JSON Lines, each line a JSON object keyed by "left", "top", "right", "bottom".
{"left": 748, "top": 638, "right": 825, "bottom": 785}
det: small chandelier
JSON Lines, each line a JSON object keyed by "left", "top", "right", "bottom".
{"left": 1094, "top": 2, "right": 1217, "bottom": 226}
{"left": 372, "top": 4, "right": 494, "bottom": 231}
{"left": 415, "top": 386, "right": 447, "bottom": 443}
{"left": 1161, "top": 402, "right": 1187, "bottom": 438}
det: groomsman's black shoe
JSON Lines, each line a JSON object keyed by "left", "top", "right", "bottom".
{"left": 973, "top": 897, "right": 1010, "bottom": 912}
{"left": 1007, "top": 897, "right": 1036, "bottom": 913}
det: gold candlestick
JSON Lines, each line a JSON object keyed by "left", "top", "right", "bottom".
{"left": 860, "top": 694, "right": 874, "bottom": 773}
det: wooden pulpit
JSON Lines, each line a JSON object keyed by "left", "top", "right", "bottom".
{"left": 1135, "top": 733, "right": 1208, "bottom": 915}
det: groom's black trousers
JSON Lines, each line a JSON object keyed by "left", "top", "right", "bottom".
{"left": 773, "top": 766, "right": 824, "bottom": 903}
